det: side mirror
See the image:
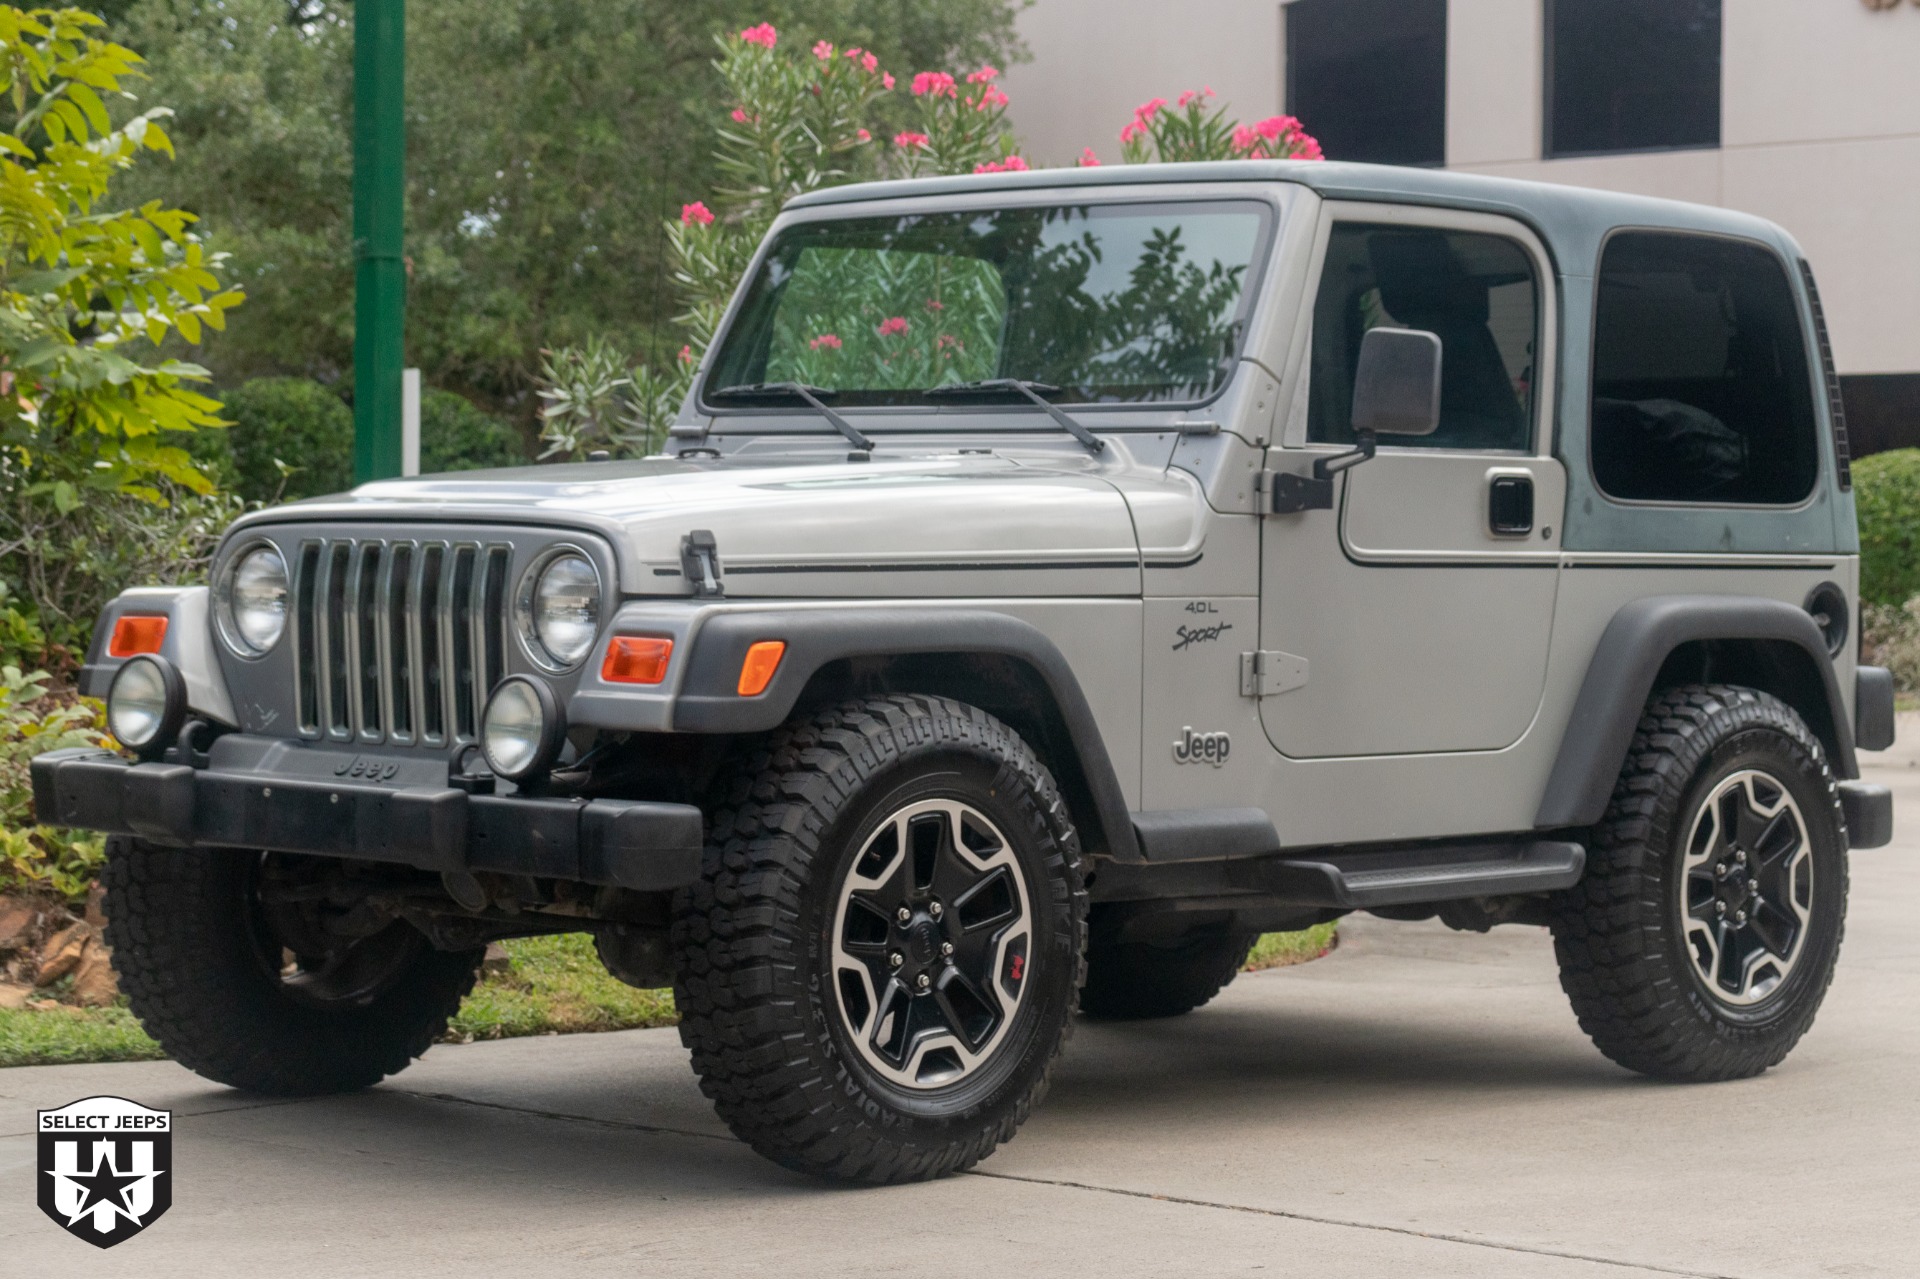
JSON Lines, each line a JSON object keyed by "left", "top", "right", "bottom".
{"left": 1269, "top": 327, "right": 1445, "bottom": 514}
{"left": 1351, "top": 327, "right": 1442, "bottom": 438}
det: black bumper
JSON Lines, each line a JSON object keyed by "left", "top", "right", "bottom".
{"left": 31, "top": 744, "right": 704, "bottom": 891}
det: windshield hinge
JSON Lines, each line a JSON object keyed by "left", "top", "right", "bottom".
{"left": 1239, "top": 650, "right": 1309, "bottom": 698}
{"left": 681, "top": 529, "right": 724, "bottom": 597}
{"left": 1256, "top": 469, "right": 1333, "bottom": 514}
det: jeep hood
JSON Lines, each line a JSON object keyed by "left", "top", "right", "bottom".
{"left": 242, "top": 453, "right": 1161, "bottom": 598}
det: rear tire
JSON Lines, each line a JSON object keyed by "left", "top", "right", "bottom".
{"left": 1551, "top": 684, "right": 1848, "bottom": 1082}
{"left": 1080, "top": 922, "right": 1257, "bottom": 1020}
{"left": 673, "top": 694, "right": 1087, "bottom": 1183}
{"left": 103, "top": 840, "right": 482, "bottom": 1095}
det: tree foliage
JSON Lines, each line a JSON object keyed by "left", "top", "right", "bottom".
{"left": 107, "top": 0, "right": 1029, "bottom": 421}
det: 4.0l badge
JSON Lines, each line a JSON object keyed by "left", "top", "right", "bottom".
{"left": 1172, "top": 726, "right": 1230, "bottom": 767}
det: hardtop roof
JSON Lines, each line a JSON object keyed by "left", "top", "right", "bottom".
{"left": 783, "top": 160, "right": 1801, "bottom": 269}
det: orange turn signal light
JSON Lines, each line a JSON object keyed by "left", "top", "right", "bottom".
{"left": 736, "top": 641, "right": 786, "bottom": 697}
{"left": 107, "top": 614, "right": 168, "bottom": 658}
{"left": 600, "top": 635, "right": 673, "bottom": 685}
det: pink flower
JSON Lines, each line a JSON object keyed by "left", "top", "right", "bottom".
{"left": 1253, "top": 115, "right": 1291, "bottom": 142}
{"left": 925, "top": 298, "right": 945, "bottom": 311}
{"left": 1133, "top": 96, "right": 1168, "bottom": 123}
{"left": 1119, "top": 120, "right": 1145, "bottom": 144}
{"left": 877, "top": 316, "right": 909, "bottom": 337}
{"left": 1176, "top": 87, "right": 1215, "bottom": 108}
{"left": 893, "top": 131, "right": 930, "bottom": 149}
{"left": 937, "top": 334, "right": 963, "bottom": 353}
{"left": 730, "top": 107, "right": 749, "bottom": 123}
{"left": 1230, "top": 124, "right": 1258, "bottom": 153}
{"left": 1077, "top": 147, "right": 1102, "bottom": 167}
{"left": 856, "top": 128, "right": 871, "bottom": 142}
{"left": 738, "top": 22, "right": 776, "bottom": 48}
{"left": 845, "top": 48, "right": 878, "bottom": 73}
{"left": 882, "top": 71, "right": 895, "bottom": 90}
{"left": 680, "top": 201, "right": 714, "bottom": 226}
{"left": 911, "top": 71, "right": 957, "bottom": 98}
{"left": 808, "top": 333, "right": 843, "bottom": 350}
{"left": 812, "top": 39, "right": 833, "bottom": 59}
{"left": 974, "top": 155, "right": 1029, "bottom": 173}
{"left": 967, "top": 65, "right": 1000, "bottom": 84}
{"left": 677, "top": 344, "right": 694, "bottom": 364}
{"left": 977, "top": 84, "right": 1009, "bottom": 110}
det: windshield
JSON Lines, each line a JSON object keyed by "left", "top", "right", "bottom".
{"left": 704, "top": 199, "right": 1273, "bottom": 408}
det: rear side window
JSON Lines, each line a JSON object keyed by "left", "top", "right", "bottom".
{"left": 1590, "top": 232, "right": 1819, "bottom": 505}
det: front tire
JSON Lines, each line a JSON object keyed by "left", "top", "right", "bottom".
{"left": 1551, "top": 684, "right": 1848, "bottom": 1082}
{"left": 1080, "top": 920, "right": 1256, "bottom": 1020}
{"left": 673, "top": 695, "right": 1087, "bottom": 1183}
{"left": 103, "top": 840, "right": 482, "bottom": 1094}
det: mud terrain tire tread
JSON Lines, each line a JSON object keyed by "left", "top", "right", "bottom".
{"left": 1080, "top": 926, "right": 1257, "bottom": 1020}
{"left": 103, "top": 838, "right": 481, "bottom": 1095}
{"left": 1551, "top": 683, "right": 1848, "bottom": 1082}
{"left": 672, "top": 693, "right": 1088, "bottom": 1183}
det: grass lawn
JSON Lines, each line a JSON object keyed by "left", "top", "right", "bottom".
{"left": 0, "top": 925, "right": 1339, "bottom": 1067}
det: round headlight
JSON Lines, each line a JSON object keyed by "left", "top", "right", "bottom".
{"left": 108, "top": 654, "right": 186, "bottom": 754}
{"left": 481, "top": 676, "right": 566, "bottom": 781}
{"left": 522, "top": 552, "right": 600, "bottom": 670}
{"left": 218, "top": 544, "right": 289, "bottom": 656}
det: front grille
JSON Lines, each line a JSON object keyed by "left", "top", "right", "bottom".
{"left": 293, "top": 538, "right": 511, "bottom": 748}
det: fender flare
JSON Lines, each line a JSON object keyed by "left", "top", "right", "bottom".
{"left": 673, "top": 608, "right": 1141, "bottom": 861}
{"left": 1534, "top": 594, "right": 1856, "bottom": 829}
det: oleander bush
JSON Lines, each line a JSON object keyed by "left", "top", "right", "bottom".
{"left": 1855, "top": 448, "right": 1920, "bottom": 608}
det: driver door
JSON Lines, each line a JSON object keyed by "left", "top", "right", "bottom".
{"left": 1258, "top": 203, "right": 1564, "bottom": 760}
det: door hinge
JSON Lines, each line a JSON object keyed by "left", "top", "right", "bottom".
{"left": 1255, "top": 469, "right": 1333, "bottom": 514}
{"left": 1239, "top": 650, "right": 1309, "bottom": 697}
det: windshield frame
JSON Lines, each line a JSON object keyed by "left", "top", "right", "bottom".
{"left": 694, "top": 181, "right": 1289, "bottom": 425}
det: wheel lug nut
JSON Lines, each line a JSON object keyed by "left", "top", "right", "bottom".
{"left": 1715, "top": 901, "right": 1727, "bottom": 916}
{"left": 1735, "top": 850, "right": 1747, "bottom": 866}
{"left": 941, "top": 941, "right": 954, "bottom": 958}
{"left": 929, "top": 901, "right": 943, "bottom": 920}
{"left": 1733, "top": 910, "right": 1748, "bottom": 926}
{"left": 897, "top": 906, "right": 912, "bottom": 924}
{"left": 1715, "top": 864, "right": 1729, "bottom": 879}
{"left": 888, "top": 951, "right": 903, "bottom": 968}
{"left": 916, "top": 972, "right": 931, "bottom": 990}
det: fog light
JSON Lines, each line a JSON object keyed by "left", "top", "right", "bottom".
{"left": 107, "top": 654, "right": 187, "bottom": 755}
{"left": 481, "top": 675, "right": 566, "bottom": 781}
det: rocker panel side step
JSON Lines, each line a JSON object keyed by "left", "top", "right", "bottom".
{"left": 1250, "top": 839, "right": 1587, "bottom": 909}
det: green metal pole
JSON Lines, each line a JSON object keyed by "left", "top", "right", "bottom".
{"left": 352, "top": 0, "right": 405, "bottom": 482}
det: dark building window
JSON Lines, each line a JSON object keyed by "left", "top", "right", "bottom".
{"left": 1285, "top": 0, "right": 1447, "bottom": 167}
{"left": 1589, "top": 232, "right": 1819, "bottom": 506}
{"left": 1841, "top": 375, "right": 1920, "bottom": 459}
{"left": 1545, "top": 0, "right": 1721, "bottom": 158}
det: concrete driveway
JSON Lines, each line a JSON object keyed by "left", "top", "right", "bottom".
{"left": 5, "top": 722, "right": 1917, "bottom": 1277}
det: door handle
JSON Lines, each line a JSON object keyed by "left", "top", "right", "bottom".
{"left": 1488, "top": 474, "right": 1534, "bottom": 536}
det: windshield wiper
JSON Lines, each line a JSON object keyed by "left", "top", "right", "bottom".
{"left": 923, "top": 379, "right": 1105, "bottom": 454}
{"left": 709, "top": 382, "right": 874, "bottom": 452}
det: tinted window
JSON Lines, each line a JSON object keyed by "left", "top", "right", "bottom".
{"left": 1308, "top": 224, "right": 1537, "bottom": 451}
{"left": 706, "top": 201, "right": 1270, "bottom": 406}
{"left": 1286, "top": 0, "right": 1446, "bottom": 166}
{"left": 1590, "top": 232, "right": 1819, "bottom": 505}
{"left": 1546, "top": 0, "right": 1720, "bottom": 157}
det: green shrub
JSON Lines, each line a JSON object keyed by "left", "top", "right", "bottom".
{"left": 0, "top": 666, "right": 110, "bottom": 906}
{"left": 422, "top": 389, "right": 528, "bottom": 473}
{"left": 1855, "top": 449, "right": 1920, "bottom": 607}
{"left": 221, "top": 377, "right": 355, "bottom": 504}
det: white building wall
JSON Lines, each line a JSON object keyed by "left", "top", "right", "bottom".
{"left": 1004, "top": 0, "right": 1920, "bottom": 376}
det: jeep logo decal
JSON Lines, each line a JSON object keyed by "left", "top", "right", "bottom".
{"left": 333, "top": 756, "right": 401, "bottom": 781}
{"left": 1172, "top": 727, "right": 1230, "bottom": 767}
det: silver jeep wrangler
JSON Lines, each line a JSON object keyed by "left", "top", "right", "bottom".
{"left": 34, "top": 161, "right": 1898, "bottom": 1183}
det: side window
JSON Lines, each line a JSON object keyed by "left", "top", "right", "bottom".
{"left": 1590, "top": 232, "right": 1819, "bottom": 505}
{"left": 1308, "top": 224, "right": 1537, "bottom": 451}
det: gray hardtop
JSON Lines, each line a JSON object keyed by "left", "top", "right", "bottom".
{"left": 784, "top": 159, "right": 1809, "bottom": 278}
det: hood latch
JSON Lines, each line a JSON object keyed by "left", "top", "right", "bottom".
{"left": 681, "top": 529, "right": 724, "bottom": 597}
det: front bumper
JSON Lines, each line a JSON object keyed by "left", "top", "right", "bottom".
{"left": 30, "top": 739, "right": 704, "bottom": 891}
